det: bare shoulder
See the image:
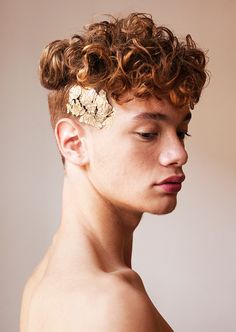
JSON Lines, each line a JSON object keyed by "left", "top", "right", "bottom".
{"left": 94, "top": 270, "right": 173, "bottom": 332}
{"left": 93, "top": 275, "right": 161, "bottom": 332}
{"left": 20, "top": 254, "right": 49, "bottom": 332}
{"left": 20, "top": 267, "right": 173, "bottom": 332}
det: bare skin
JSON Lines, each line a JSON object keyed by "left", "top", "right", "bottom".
{"left": 20, "top": 95, "right": 191, "bottom": 331}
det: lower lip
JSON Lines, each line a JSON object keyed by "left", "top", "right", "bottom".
{"left": 154, "top": 183, "right": 182, "bottom": 193}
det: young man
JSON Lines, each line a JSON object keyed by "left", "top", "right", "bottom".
{"left": 20, "top": 12, "right": 207, "bottom": 331}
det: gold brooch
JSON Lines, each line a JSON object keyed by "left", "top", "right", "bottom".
{"left": 66, "top": 85, "right": 115, "bottom": 129}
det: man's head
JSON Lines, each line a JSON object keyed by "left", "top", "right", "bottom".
{"left": 39, "top": 12, "right": 208, "bottom": 215}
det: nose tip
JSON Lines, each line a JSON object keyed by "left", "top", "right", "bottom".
{"left": 159, "top": 142, "right": 188, "bottom": 167}
{"left": 181, "top": 148, "right": 188, "bottom": 165}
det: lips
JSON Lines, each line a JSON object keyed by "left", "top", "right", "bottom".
{"left": 154, "top": 175, "right": 185, "bottom": 194}
{"left": 157, "top": 175, "right": 185, "bottom": 185}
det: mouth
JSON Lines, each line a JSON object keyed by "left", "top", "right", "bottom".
{"left": 154, "top": 175, "right": 185, "bottom": 194}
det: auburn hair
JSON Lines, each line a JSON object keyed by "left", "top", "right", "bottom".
{"left": 39, "top": 12, "right": 208, "bottom": 165}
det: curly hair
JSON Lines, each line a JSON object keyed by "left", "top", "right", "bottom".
{"left": 39, "top": 12, "right": 208, "bottom": 165}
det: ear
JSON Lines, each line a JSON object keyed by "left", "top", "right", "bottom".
{"left": 54, "top": 118, "right": 89, "bottom": 166}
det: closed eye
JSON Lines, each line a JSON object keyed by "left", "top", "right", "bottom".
{"left": 136, "top": 131, "right": 192, "bottom": 141}
{"left": 136, "top": 132, "right": 158, "bottom": 140}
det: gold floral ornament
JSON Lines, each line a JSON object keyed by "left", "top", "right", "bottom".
{"left": 66, "top": 85, "right": 115, "bottom": 129}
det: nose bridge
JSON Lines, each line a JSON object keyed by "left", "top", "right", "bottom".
{"left": 159, "top": 132, "right": 188, "bottom": 166}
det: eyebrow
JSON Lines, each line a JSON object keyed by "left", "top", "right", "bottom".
{"left": 131, "top": 111, "right": 192, "bottom": 123}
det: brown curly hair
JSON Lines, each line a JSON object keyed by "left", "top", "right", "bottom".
{"left": 39, "top": 12, "right": 208, "bottom": 165}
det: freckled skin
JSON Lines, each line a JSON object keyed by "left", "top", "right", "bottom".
{"left": 20, "top": 95, "right": 190, "bottom": 332}
{"left": 85, "top": 96, "right": 189, "bottom": 215}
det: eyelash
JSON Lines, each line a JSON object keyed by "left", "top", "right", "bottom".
{"left": 136, "top": 132, "right": 192, "bottom": 141}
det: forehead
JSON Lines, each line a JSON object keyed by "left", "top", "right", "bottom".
{"left": 112, "top": 96, "right": 191, "bottom": 125}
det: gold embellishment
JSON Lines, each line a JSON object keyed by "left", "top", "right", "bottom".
{"left": 66, "top": 85, "right": 115, "bottom": 129}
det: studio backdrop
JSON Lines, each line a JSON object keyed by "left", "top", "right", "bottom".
{"left": 1, "top": 0, "right": 236, "bottom": 331}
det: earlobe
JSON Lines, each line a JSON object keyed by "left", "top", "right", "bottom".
{"left": 54, "top": 119, "right": 89, "bottom": 166}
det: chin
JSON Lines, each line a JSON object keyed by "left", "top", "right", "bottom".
{"left": 146, "top": 195, "right": 178, "bottom": 215}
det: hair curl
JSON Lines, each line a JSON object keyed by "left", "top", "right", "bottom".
{"left": 39, "top": 12, "right": 209, "bottom": 165}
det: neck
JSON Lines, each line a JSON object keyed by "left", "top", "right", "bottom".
{"left": 57, "top": 166, "right": 143, "bottom": 272}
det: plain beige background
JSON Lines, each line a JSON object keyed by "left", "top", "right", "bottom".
{"left": 1, "top": 0, "right": 236, "bottom": 331}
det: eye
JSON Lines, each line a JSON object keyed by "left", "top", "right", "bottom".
{"left": 136, "top": 132, "right": 158, "bottom": 140}
{"left": 177, "top": 131, "right": 192, "bottom": 140}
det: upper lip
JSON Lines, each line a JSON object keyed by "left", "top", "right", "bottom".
{"left": 156, "top": 174, "right": 185, "bottom": 185}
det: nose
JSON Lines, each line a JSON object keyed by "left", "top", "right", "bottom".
{"left": 158, "top": 134, "right": 188, "bottom": 167}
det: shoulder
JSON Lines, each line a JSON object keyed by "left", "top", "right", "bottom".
{"left": 21, "top": 267, "right": 160, "bottom": 332}
{"left": 20, "top": 251, "right": 52, "bottom": 331}
{"left": 86, "top": 271, "right": 159, "bottom": 332}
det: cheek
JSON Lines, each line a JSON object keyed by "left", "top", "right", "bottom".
{"left": 125, "top": 144, "right": 158, "bottom": 182}
{"left": 87, "top": 139, "right": 177, "bottom": 215}
{"left": 91, "top": 142, "right": 132, "bottom": 183}
{"left": 90, "top": 139, "right": 156, "bottom": 195}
